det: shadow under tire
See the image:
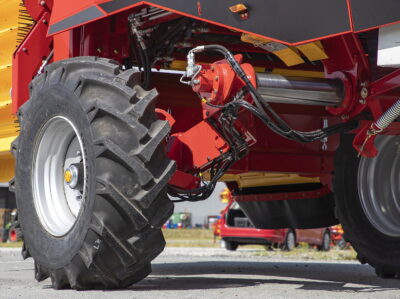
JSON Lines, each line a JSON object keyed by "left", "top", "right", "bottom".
{"left": 334, "top": 134, "right": 400, "bottom": 278}
{"left": 10, "top": 57, "right": 175, "bottom": 289}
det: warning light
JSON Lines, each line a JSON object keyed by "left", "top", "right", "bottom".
{"left": 229, "top": 4, "right": 248, "bottom": 13}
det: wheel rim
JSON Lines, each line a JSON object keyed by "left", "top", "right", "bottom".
{"left": 32, "top": 116, "right": 86, "bottom": 237}
{"left": 287, "top": 231, "right": 295, "bottom": 249}
{"left": 358, "top": 135, "right": 400, "bottom": 237}
{"left": 323, "top": 232, "right": 330, "bottom": 249}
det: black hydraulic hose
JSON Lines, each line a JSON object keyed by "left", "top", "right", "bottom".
{"left": 129, "top": 34, "right": 151, "bottom": 89}
{"left": 149, "top": 18, "right": 190, "bottom": 56}
{"left": 202, "top": 45, "right": 291, "bottom": 131}
{"left": 199, "top": 45, "right": 356, "bottom": 143}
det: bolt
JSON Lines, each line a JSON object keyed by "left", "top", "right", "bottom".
{"left": 42, "top": 19, "right": 47, "bottom": 24}
{"left": 207, "top": 157, "right": 211, "bottom": 161}
{"left": 359, "top": 98, "right": 366, "bottom": 104}
{"left": 22, "top": 48, "right": 27, "bottom": 52}
{"left": 341, "top": 114, "right": 349, "bottom": 120}
{"left": 97, "top": 48, "right": 102, "bottom": 53}
{"left": 213, "top": 89, "right": 218, "bottom": 94}
{"left": 114, "top": 49, "right": 119, "bottom": 54}
{"left": 360, "top": 87, "right": 368, "bottom": 99}
{"left": 215, "top": 76, "right": 219, "bottom": 82}
{"left": 40, "top": 0, "right": 45, "bottom": 6}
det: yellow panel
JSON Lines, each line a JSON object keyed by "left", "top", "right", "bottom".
{"left": 296, "top": 41, "right": 328, "bottom": 62}
{"left": 241, "top": 33, "right": 271, "bottom": 44}
{"left": 0, "top": 29, "right": 18, "bottom": 67}
{"left": 0, "top": 0, "right": 20, "bottom": 182}
{"left": 0, "top": 155, "right": 15, "bottom": 182}
{"left": 0, "top": 0, "right": 19, "bottom": 34}
{"left": 203, "top": 171, "right": 320, "bottom": 188}
{"left": 272, "top": 68, "right": 325, "bottom": 79}
{"left": 241, "top": 33, "right": 305, "bottom": 67}
{"left": 0, "top": 67, "right": 12, "bottom": 105}
{"left": 273, "top": 47, "right": 304, "bottom": 67}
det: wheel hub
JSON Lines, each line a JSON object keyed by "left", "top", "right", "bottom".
{"left": 32, "top": 116, "right": 87, "bottom": 237}
{"left": 64, "top": 164, "right": 83, "bottom": 189}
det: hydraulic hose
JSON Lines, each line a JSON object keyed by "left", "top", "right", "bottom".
{"left": 193, "top": 45, "right": 356, "bottom": 143}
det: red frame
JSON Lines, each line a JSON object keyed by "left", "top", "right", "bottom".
{"left": 12, "top": 1, "right": 400, "bottom": 191}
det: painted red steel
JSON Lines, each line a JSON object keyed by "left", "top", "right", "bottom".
{"left": 12, "top": 12, "right": 52, "bottom": 113}
{"left": 13, "top": 0, "right": 400, "bottom": 191}
{"left": 193, "top": 54, "right": 256, "bottom": 105}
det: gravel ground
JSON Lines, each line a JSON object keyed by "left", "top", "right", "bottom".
{"left": 0, "top": 247, "right": 399, "bottom": 299}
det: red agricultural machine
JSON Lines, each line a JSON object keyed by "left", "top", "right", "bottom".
{"left": 6, "top": 0, "right": 400, "bottom": 289}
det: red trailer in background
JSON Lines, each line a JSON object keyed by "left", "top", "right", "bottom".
{"left": 219, "top": 196, "right": 331, "bottom": 251}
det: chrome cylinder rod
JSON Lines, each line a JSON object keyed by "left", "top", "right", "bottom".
{"left": 256, "top": 73, "right": 344, "bottom": 106}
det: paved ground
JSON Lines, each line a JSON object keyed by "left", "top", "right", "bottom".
{"left": 0, "top": 247, "right": 399, "bottom": 298}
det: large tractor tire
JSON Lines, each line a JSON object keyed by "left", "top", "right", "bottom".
{"left": 335, "top": 134, "right": 400, "bottom": 278}
{"left": 11, "top": 57, "right": 175, "bottom": 289}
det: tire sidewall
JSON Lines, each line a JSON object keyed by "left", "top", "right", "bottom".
{"left": 16, "top": 83, "right": 96, "bottom": 269}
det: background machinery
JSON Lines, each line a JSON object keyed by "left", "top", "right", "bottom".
{"left": 3, "top": 0, "right": 400, "bottom": 289}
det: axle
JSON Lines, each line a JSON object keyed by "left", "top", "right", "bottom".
{"left": 257, "top": 74, "right": 344, "bottom": 107}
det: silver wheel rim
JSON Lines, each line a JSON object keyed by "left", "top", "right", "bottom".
{"left": 323, "top": 232, "right": 330, "bottom": 249}
{"left": 287, "top": 232, "right": 295, "bottom": 250}
{"left": 358, "top": 135, "right": 400, "bottom": 237}
{"left": 32, "top": 116, "right": 86, "bottom": 237}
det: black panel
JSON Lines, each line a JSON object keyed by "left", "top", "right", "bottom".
{"left": 233, "top": 183, "right": 323, "bottom": 195}
{"left": 48, "top": 6, "right": 104, "bottom": 34}
{"left": 98, "top": 0, "right": 351, "bottom": 44}
{"left": 0, "top": 188, "right": 16, "bottom": 210}
{"left": 100, "top": 0, "right": 142, "bottom": 13}
{"left": 351, "top": 0, "right": 400, "bottom": 32}
{"left": 237, "top": 192, "right": 338, "bottom": 229}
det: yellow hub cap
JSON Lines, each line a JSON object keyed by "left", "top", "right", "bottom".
{"left": 64, "top": 169, "right": 72, "bottom": 183}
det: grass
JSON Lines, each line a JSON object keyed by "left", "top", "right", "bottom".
{"left": 0, "top": 229, "right": 358, "bottom": 262}
{"left": 0, "top": 241, "right": 22, "bottom": 248}
{"left": 163, "top": 228, "right": 357, "bottom": 261}
{"left": 163, "top": 228, "right": 222, "bottom": 247}
{"left": 253, "top": 243, "right": 357, "bottom": 261}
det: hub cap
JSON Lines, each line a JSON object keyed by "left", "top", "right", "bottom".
{"left": 358, "top": 135, "right": 400, "bottom": 237}
{"left": 32, "top": 116, "right": 86, "bottom": 237}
